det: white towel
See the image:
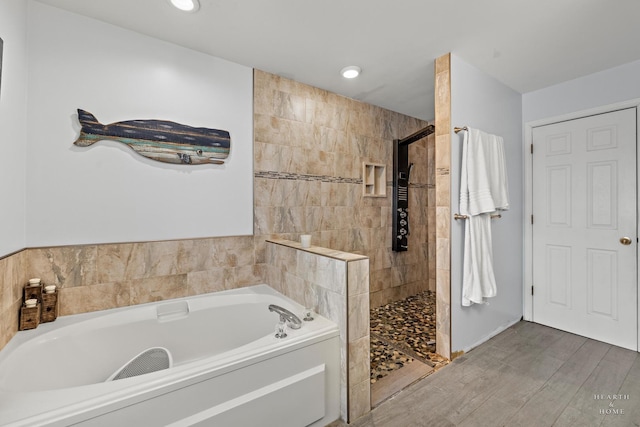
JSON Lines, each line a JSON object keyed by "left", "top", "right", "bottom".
{"left": 459, "top": 128, "right": 509, "bottom": 216}
{"left": 460, "top": 128, "right": 509, "bottom": 306}
{"left": 462, "top": 214, "right": 497, "bottom": 305}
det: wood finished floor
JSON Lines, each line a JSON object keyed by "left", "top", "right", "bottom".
{"left": 338, "top": 321, "right": 640, "bottom": 427}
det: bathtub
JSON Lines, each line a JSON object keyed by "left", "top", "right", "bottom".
{"left": 0, "top": 285, "right": 340, "bottom": 426}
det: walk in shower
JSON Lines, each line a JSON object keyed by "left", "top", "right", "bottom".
{"left": 369, "top": 123, "right": 447, "bottom": 406}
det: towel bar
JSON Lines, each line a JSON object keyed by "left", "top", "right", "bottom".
{"left": 454, "top": 213, "right": 502, "bottom": 220}
{"left": 454, "top": 126, "right": 469, "bottom": 134}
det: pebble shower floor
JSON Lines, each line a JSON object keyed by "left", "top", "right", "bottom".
{"left": 370, "top": 290, "right": 448, "bottom": 383}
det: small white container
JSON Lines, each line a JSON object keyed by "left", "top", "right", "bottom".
{"left": 28, "top": 278, "right": 41, "bottom": 285}
{"left": 300, "top": 235, "right": 311, "bottom": 248}
{"left": 25, "top": 299, "right": 38, "bottom": 308}
{"left": 44, "top": 285, "right": 56, "bottom": 294}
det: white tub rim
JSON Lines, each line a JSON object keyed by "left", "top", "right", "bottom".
{"left": 0, "top": 284, "right": 339, "bottom": 426}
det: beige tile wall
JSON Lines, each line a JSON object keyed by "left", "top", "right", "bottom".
{"left": 27, "top": 236, "right": 261, "bottom": 314}
{"left": 0, "top": 236, "right": 262, "bottom": 349}
{"left": 265, "top": 239, "right": 370, "bottom": 423}
{"left": 0, "top": 250, "right": 29, "bottom": 350}
{"left": 254, "top": 69, "right": 434, "bottom": 308}
{"left": 434, "top": 53, "right": 452, "bottom": 360}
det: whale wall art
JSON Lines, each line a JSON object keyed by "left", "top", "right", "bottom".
{"left": 73, "top": 109, "right": 231, "bottom": 165}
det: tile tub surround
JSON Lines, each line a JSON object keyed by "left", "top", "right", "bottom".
{"left": 0, "top": 250, "right": 29, "bottom": 350}
{"left": 253, "top": 69, "right": 435, "bottom": 309}
{"left": 265, "top": 239, "right": 370, "bottom": 423}
{"left": 0, "top": 236, "right": 263, "bottom": 350}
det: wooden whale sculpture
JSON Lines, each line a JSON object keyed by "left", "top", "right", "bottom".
{"left": 73, "top": 109, "right": 230, "bottom": 165}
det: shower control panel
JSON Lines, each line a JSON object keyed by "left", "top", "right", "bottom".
{"left": 391, "top": 125, "right": 434, "bottom": 252}
{"left": 394, "top": 184, "right": 409, "bottom": 250}
{"left": 393, "top": 139, "right": 411, "bottom": 252}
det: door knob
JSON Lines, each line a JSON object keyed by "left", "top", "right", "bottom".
{"left": 620, "top": 237, "right": 632, "bottom": 245}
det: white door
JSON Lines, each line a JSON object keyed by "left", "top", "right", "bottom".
{"left": 532, "top": 108, "right": 637, "bottom": 350}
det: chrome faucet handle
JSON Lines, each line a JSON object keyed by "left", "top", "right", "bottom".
{"left": 268, "top": 304, "right": 302, "bottom": 330}
{"left": 274, "top": 320, "right": 287, "bottom": 339}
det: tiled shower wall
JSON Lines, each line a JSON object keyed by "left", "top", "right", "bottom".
{"left": 254, "top": 70, "right": 435, "bottom": 308}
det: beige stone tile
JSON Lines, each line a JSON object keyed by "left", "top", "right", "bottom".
{"left": 435, "top": 238, "right": 450, "bottom": 270}
{"left": 142, "top": 240, "right": 183, "bottom": 276}
{"left": 0, "top": 258, "right": 8, "bottom": 312}
{"left": 210, "top": 236, "right": 256, "bottom": 269}
{"left": 58, "top": 282, "right": 130, "bottom": 316}
{"left": 29, "top": 245, "right": 97, "bottom": 288}
{"left": 370, "top": 267, "right": 391, "bottom": 293}
{"left": 371, "top": 247, "right": 392, "bottom": 272}
{"left": 315, "top": 285, "right": 346, "bottom": 332}
{"left": 436, "top": 206, "right": 451, "bottom": 239}
{"left": 233, "top": 264, "right": 265, "bottom": 288}
{"left": 282, "top": 271, "right": 306, "bottom": 306}
{"left": 254, "top": 206, "right": 276, "bottom": 236}
{"left": 335, "top": 153, "right": 360, "bottom": 180}
{"left": 186, "top": 268, "right": 233, "bottom": 295}
{"left": 253, "top": 83, "right": 275, "bottom": 116}
{"left": 265, "top": 265, "right": 284, "bottom": 295}
{"left": 0, "top": 300, "right": 20, "bottom": 349}
{"left": 435, "top": 52, "right": 451, "bottom": 75}
{"left": 436, "top": 330, "right": 451, "bottom": 361}
{"left": 311, "top": 256, "right": 346, "bottom": 295}
{"left": 347, "top": 259, "right": 369, "bottom": 296}
{"left": 435, "top": 174, "right": 451, "bottom": 206}
{"left": 129, "top": 274, "right": 188, "bottom": 305}
{"left": 254, "top": 177, "right": 283, "bottom": 207}
{"left": 348, "top": 335, "right": 370, "bottom": 386}
{"left": 436, "top": 268, "right": 451, "bottom": 302}
{"left": 357, "top": 206, "right": 382, "bottom": 229}
{"left": 349, "top": 378, "right": 371, "bottom": 422}
{"left": 303, "top": 207, "right": 323, "bottom": 233}
{"left": 369, "top": 290, "right": 384, "bottom": 308}
{"left": 435, "top": 110, "right": 451, "bottom": 138}
{"left": 0, "top": 256, "right": 21, "bottom": 312}
{"left": 254, "top": 236, "right": 268, "bottom": 265}
{"left": 273, "top": 91, "right": 306, "bottom": 122}
{"left": 348, "top": 293, "right": 369, "bottom": 341}
{"left": 171, "top": 239, "right": 214, "bottom": 274}
{"left": 295, "top": 249, "right": 317, "bottom": 282}
{"left": 96, "top": 242, "right": 144, "bottom": 283}
{"left": 428, "top": 206, "right": 436, "bottom": 235}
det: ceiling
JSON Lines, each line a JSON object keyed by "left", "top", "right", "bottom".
{"left": 34, "top": 0, "right": 640, "bottom": 120}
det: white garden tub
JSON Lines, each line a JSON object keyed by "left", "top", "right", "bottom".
{"left": 0, "top": 285, "right": 340, "bottom": 426}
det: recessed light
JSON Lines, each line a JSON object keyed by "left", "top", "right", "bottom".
{"left": 169, "top": 0, "right": 200, "bottom": 12}
{"left": 340, "top": 66, "right": 361, "bottom": 79}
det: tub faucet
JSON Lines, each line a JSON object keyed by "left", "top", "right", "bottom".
{"left": 268, "top": 304, "right": 302, "bottom": 330}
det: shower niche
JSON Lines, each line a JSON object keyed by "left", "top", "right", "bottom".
{"left": 363, "top": 162, "right": 386, "bottom": 197}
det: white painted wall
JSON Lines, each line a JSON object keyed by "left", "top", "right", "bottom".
{"left": 25, "top": 2, "right": 254, "bottom": 247}
{"left": 523, "top": 59, "right": 640, "bottom": 123}
{"left": 0, "top": 0, "right": 28, "bottom": 257}
{"left": 450, "top": 54, "right": 523, "bottom": 352}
